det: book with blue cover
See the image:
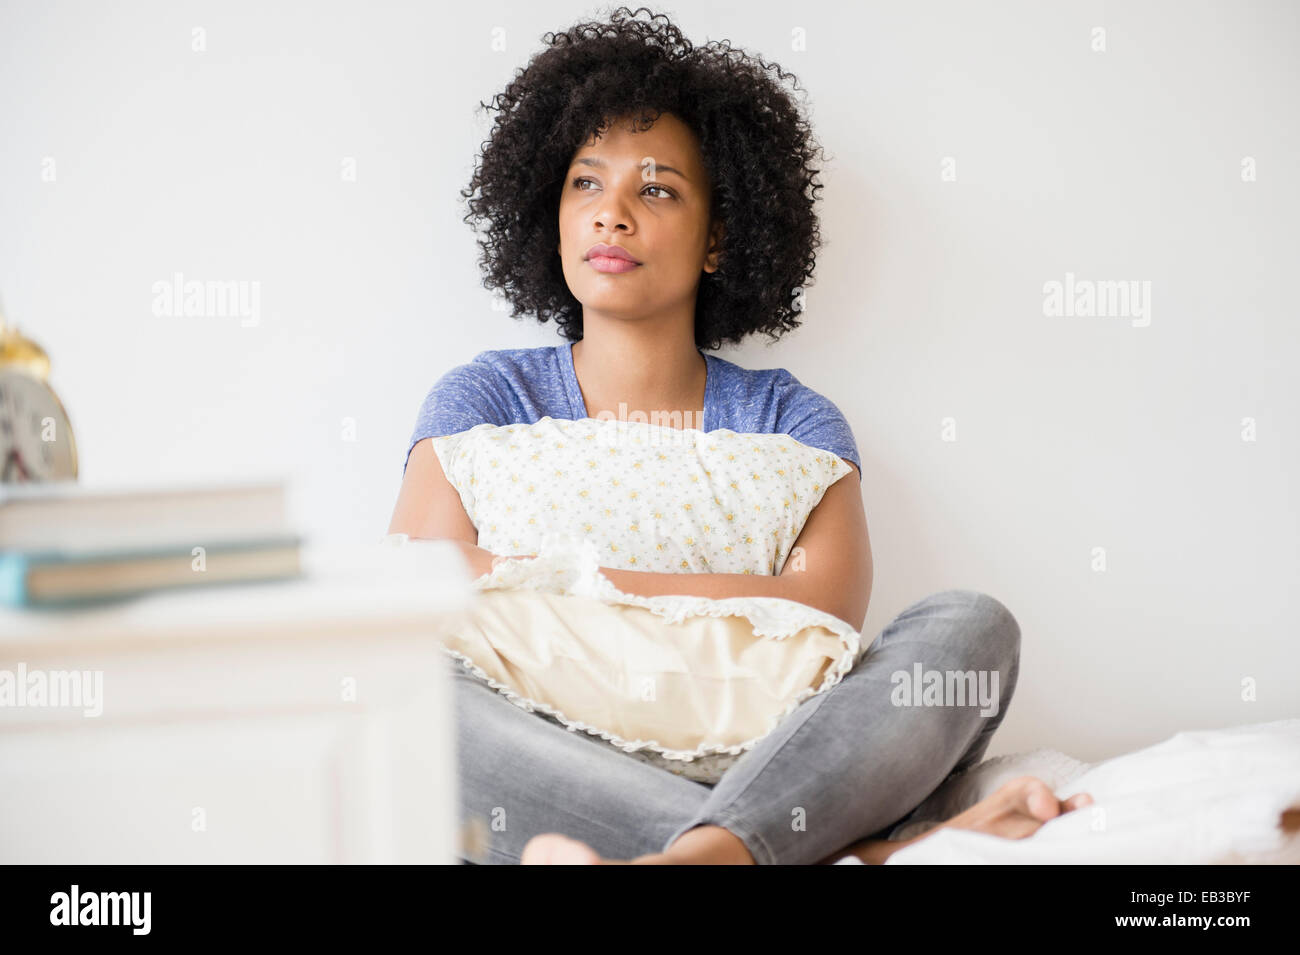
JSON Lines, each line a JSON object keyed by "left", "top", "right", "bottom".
{"left": 0, "top": 535, "right": 304, "bottom": 608}
{"left": 0, "top": 478, "right": 304, "bottom": 608}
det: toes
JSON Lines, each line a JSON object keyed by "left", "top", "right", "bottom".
{"left": 1020, "top": 778, "right": 1062, "bottom": 821}
{"left": 520, "top": 834, "right": 555, "bottom": 864}
{"left": 522, "top": 833, "right": 600, "bottom": 865}
{"left": 1062, "top": 792, "right": 1094, "bottom": 812}
{"left": 998, "top": 775, "right": 1041, "bottom": 801}
{"left": 568, "top": 838, "right": 603, "bottom": 864}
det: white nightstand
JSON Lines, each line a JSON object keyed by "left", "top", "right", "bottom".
{"left": 0, "top": 537, "right": 473, "bottom": 864}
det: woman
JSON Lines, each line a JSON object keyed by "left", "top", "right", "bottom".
{"left": 388, "top": 7, "right": 1092, "bottom": 864}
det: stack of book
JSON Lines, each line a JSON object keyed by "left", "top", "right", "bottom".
{"left": 0, "top": 479, "right": 303, "bottom": 609}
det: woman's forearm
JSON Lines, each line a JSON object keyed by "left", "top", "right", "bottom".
{"left": 599, "top": 563, "right": 862, "bottom": 629}
{"left": 598, "top": 565, "right": 794, "bottom": 605}
{"left": 458, "top": 541, "right": 848, "bottom": 626}
{"left": 458, "top": 542, "right": 792, "bottom": 601}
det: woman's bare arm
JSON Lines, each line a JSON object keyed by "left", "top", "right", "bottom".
{"left": 776, "top": 461, "right": 873, "bottom": 629}
{"left": 387, "top": 438, "right": 478, "bottom": 544}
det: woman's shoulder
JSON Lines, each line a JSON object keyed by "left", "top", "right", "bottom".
{"left": 707, "top": 353, "right": 860, "bottom": 470}
{"left": 426, "top": 344, "right": 568, "bottom": 403}
{"left": 706, "top": 352, "right": 837, "bottom": 416}
{"left": 460, "top": 344, "right": 564, "bottom": 378}
{"left": 407, "top": 346, "right": 562, "bottom": 457}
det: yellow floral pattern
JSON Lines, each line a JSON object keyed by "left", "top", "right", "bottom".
{"left": 432, "top": 416, "right": 851, "bottom": 575}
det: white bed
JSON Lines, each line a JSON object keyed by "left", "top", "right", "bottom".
{"left": 832, "top": 718, "right": 1300, "bottom": 864}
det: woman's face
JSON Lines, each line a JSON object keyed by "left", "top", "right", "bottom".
{"left": 557, "top": 112, "right": 723, "bottom": 331}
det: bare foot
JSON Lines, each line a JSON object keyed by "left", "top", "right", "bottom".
{"left": 520, "top": 777, "right": 1095, "bottom": 865}
{"left": 938, "top": 775, "right": 1094, "bottom": 839}
{"left": 521, "top": 824, "right": 754, "bottom": 865}
{"left": 522, "top": 833, "right": 676, "bottom": 865}
{"left": 830, "top": 775, "right": 1094, "bottom": 864}
{"left": 520, "top": 833, "right": 607, "bottom": 864}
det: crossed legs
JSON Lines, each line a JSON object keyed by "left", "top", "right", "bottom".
{"left": 456, "top": 589, "right": 1083, "bottom": 864}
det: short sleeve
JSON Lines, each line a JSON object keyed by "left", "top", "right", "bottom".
{"left": 403, "top": 361, "right": 513, "bottom": 476}
{"left": 427, "top": 429, "right": 481, "bottom": 526}
{"left": 778, "top": 380, "right": 861, "bottom": 474}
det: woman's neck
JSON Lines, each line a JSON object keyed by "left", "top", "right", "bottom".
{"left": 570, "top": 321, "right": 706, "bottom": 423}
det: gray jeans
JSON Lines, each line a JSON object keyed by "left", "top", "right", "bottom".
{"left": 453, "top": 588, "right": 1020, "bottom": 864}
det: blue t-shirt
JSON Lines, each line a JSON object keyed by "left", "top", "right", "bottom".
{"left": 404, "top": 342, "right": 860, "bottom": 475}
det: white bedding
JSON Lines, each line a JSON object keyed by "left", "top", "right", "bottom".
{"left": 833, "top": 718, "right": 1300, "bottom": 864}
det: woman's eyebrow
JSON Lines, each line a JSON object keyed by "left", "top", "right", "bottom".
{"left": 572, "top": 155, "right": 690, "bottom": 183}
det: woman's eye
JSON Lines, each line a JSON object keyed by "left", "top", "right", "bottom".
{"left": 572, "top": 177, "right": 673, "bottom": 200}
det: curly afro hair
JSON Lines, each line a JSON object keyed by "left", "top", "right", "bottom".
{"left": 459, "top": 5, "right": 828, "bottom": 351}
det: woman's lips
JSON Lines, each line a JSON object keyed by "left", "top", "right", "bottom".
{"left": 587, "top": 255, "right": 642, "bottom": 274}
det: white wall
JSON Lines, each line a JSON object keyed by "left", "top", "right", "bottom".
{"left": 2, "top": 0, "right": 1296, "bottom": 763}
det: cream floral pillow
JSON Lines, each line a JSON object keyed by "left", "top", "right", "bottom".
{"left": 431, "top": 415, "right": 851, "bottom": 577}
{"left": 429, "top": 415, "right": 861, "bottom": 783}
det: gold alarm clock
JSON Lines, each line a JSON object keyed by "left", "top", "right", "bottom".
{"left": 0, "top": 306, "right": 78, "bottom": 482}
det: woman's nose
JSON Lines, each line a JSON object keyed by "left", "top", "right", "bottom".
{"left": 592, "top": 193, "right": 635, "bottom": 232}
